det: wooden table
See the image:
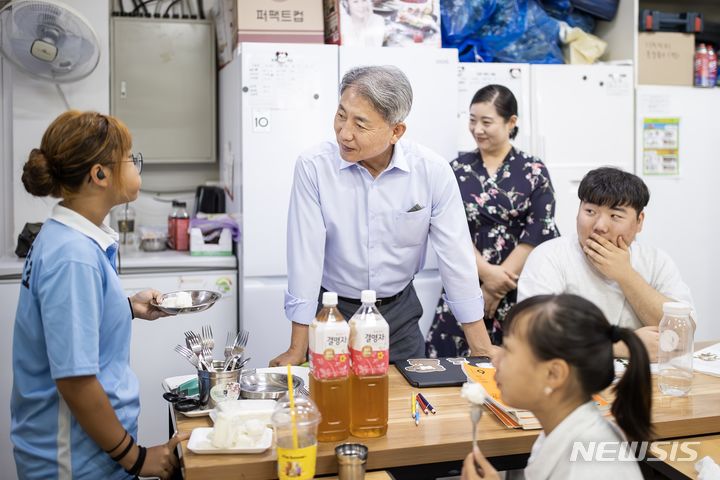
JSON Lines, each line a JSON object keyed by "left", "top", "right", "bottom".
{"left": 173, "top": 366, "right": 720, "bottom": 480}
{"left": 173, "top": 368, "right": 538, "bottom": 480}
{"left": 646, "top": 434, "right": 720, "bottom": 479}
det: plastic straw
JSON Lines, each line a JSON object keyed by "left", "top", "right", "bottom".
{"left": 287, "top": 364, "right": 299, "bottom": 449}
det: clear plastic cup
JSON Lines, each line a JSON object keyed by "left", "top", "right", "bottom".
{"left": 271, "top": 393, "right": 321, "bottom": 480}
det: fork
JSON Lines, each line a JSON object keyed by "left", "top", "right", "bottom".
{"left": 174, "top": 344, "right": 200, "bottom": 369}
{"left": 470, "top": 404, "right": 485, "bottom": 475}
{"left": 185, "top": 330, "right": 201, "bottom": 355}
{"left": 185, "top": 331, "right": 211, "bottom": 370}
{"left": 297, "top": 386, "right": 310, "bottom": 397}
{"left": 224, "top": 332, "right": 233, "bottom": 360}
{"left": 237, "top": 329, "right": 249, "bottom": 348}
{"left": 201, "top": 325, "right": 214, "bottom": 364}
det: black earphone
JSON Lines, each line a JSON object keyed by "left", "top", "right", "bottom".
{"left": 97, "top": 169, "right": 105, "bottom": 179}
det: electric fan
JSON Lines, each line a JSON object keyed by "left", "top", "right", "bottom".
{"left": 0, "top": 0, "right": 100, "bottom": 104}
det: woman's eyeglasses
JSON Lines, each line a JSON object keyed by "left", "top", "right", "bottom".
{"left": 128, "top": 152, "right": 143, "bottom": 174}
{"left": 106, "top": 152, "right": 143, "bottom": 174}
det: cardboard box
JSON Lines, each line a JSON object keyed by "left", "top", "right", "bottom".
{"left": 638, "top": 32, "right": 695, "bottom": 86}
{"left": 190, "top": 227, "right": 233, "bottom": 256}
{"left": 237, "top": 0, "right": 324, "bottom": 44}
{"left": 213, "top": 0, "right": 237, "bottom": 68}
{"left": 324, "top": 0, "right": 440, "bottom": 47}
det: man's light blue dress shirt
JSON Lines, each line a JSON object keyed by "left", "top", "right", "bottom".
{"left": 285, "top": 139, "right": 484, "bottom": 325}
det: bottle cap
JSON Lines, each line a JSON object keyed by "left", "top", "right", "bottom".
{"left": 322, "top": 291, "right": 338, "bottom": 306}
{"left": 361, "top": 290, "right": 376, "bottom": 304}
{"left": 662, "top": 302, "right": 692, "bottom": 316}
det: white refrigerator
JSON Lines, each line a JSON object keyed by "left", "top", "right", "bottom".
{"left": 219, "top": 43, "right": 339, "bottom": 368}
{"left": 635, "top": 86, "right": 719, "bottom": 341}
{"left": 529, "top": 64, "right": 634, "bottom": 236}
{"left": 456, "top": 64, "right": 634, "bottom": 236}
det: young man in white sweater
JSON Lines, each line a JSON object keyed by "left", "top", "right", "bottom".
{"left": 517, "top": 167, "right": 694, "bottom": 358}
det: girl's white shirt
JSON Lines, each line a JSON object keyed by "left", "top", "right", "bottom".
{"left": 524, "top": 401, "right": 643, "bottom": 480}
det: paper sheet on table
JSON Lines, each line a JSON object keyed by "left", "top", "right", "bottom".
{"left": 696, "top": 455, "right": 720, "bottom": 480}
{"left": 694, "top": 343, "right": 720, "bottom": 377}
{"left": 614, "top": 360, "right": 659, "bottom": 376}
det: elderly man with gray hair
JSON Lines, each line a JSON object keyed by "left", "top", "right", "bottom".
{"left": 270, "top": 65, "right": 491, "bottom": 366}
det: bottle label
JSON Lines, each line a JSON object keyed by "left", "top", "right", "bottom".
{"left": 349, "top": 324, "right": 389, "bottom": 376}
{"left": 175, "top": 217, "right": 190, "bottom": 251}
{"left": 309, "top": 322, "right": 349, "bottom": 380}
{"left": 660, "top": 329, "right": 680, "bottom": 352}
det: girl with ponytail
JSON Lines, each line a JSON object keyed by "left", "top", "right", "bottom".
{"left": 462, "top": 294, "right": 651, "bottom": 479}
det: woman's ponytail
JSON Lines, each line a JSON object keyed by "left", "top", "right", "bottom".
{"left": 611, "top": 327, "right": 653, "bottom": 442}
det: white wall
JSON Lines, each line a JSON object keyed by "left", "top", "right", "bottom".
{"left": 1, "top": 57, "right": 13, "bottom": 257}
{"left": 10, "top": 0, "right": 110, "bottom": 240}
{"left": 636, "top": 86, "right": 720, "bottom": 342}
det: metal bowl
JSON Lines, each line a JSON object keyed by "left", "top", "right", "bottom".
{"left": 140, "top": 237, "right": 167, "bottom": 252}
{"left": 151, "top": 290, "right": 221, "bottom": 315}
{"left": 240, "top": 372, "right": 304, "bottom": 400}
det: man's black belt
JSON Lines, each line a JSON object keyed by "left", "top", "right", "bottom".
{"left": 336, "top": 289, "right": 405, "bottom": 307}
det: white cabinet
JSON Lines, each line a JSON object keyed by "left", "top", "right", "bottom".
{"left": 241, "top": 278, "right": 292, "bottom": 368}
{"left": 0, "top": 280, "right": 20, "bottom": 480}
{"left": 121, "top": 270, "right": 237, "bottom": 447}
{"left": 110, "top": 18, "right": 216, "bottom": 164}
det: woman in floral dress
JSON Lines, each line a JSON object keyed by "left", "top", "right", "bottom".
{"left": 426, "top": 85, "right": 559, "bottom": 357}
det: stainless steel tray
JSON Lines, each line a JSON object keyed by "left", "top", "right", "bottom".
{"left": 151, "top": 290, "right": 221, "bottom": 315}
{"left": 240, "top": 372, "right": 304, "bottom": 400}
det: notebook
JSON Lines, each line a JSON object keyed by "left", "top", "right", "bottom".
{"left": 395, "top": 357, "right": 491, "bottom": 388}
{"left": 462, "top": 363, "right": 609, "bottom": 430}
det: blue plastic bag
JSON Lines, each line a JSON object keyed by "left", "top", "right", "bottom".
{"left": 441, "top": 0, "right": 595, "bottom": 63}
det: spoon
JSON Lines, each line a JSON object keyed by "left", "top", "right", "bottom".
{"left": 470, "top": 404, "right": 485, "bottom": 476}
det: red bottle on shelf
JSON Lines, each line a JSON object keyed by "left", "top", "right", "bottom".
{"left": 707, "top": 44, "right": 717, "bottom": 87}
{"left": 167, "top": 201, "right": 190, "bottom": 251}
{"left": 694, "top": 43, "right": 711, "bottom": 87}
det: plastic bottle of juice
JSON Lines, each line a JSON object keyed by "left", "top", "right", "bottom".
{"left": 707, "top": 44, "right": 717, "bottom": 87}
{"left": 167, "top": 201, "right": 190, "bottom": 251}
{"left": 695, "top": 43, "right": 710, "bottom": 87}
{"left": 348, "top": 290, "right": 389, "bottom": 438}
{"left": 308, "top": 291, "right": 350, "bottom": 441}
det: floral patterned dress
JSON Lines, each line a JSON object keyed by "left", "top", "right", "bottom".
{"left": 425, "top": 147, "right": 559, "bottom": 357}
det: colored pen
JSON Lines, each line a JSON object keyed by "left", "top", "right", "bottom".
{"left": 411, "top": 392, "right": 416, "bottom": 419}
{"left": 418, "top": 392, "right": 437, "bottom": 414}
{"left": 415, "top": 400, "right": 421, "bottom": 426}
{"left": 416, "top": 393, "right": 429, "bottom": 414}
